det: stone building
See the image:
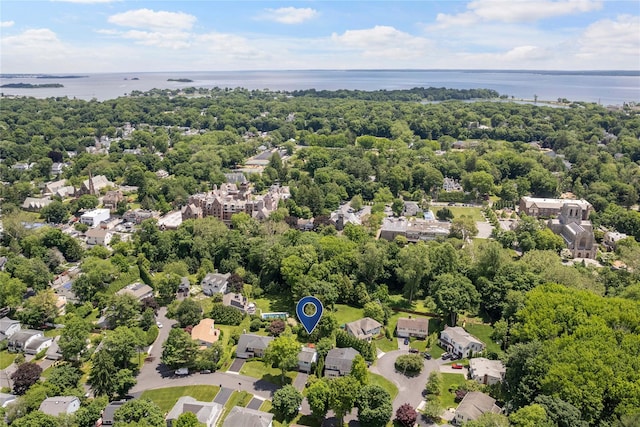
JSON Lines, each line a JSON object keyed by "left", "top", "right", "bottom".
{"left": 547, "top": 202, "right": 597, "bottom": 259}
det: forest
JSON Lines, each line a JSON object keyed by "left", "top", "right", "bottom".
{"left": 0, "top": 88, "right": 640, "bottom": 427}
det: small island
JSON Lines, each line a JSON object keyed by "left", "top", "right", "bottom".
{"left": 168, "top": 78, "right": 193, "bottom": 82}
{"left": 0, "top": 83, "right": 64, "bottom": 88}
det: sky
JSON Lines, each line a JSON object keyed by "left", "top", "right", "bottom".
{"left": 1, "top": 0, "right": 639, "bottom": 73}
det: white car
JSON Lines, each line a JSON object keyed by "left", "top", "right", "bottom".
{"left": 175, "top": 368, "right": 189, "bottom": 376}
{"left": 156, "top": 321, "right": 163, "bottom": 328}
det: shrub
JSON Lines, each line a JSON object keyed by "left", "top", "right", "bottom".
{"left": 395, "top": 403, "right": 417, "bottom": 427}
{"left": 394, "top": 354, "right": 424, "bottom": 375}
{"left": 249, "top": 319, "right": 262, "bottom": 332}
{"left": 146, "top": 325, "right": 159, "bottom": 345}
{"left": 210, "top": 303, "right": 244, "bottom": 326}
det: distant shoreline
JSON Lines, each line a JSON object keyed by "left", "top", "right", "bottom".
{"left": 0, "top": 83, "right": 64, "bottom": 88}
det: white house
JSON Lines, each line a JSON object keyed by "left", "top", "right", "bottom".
{"left": 85, "top": 228, "right": 113, "bottom": 246}
{"left": 7, "top": 329, "right": 43, "bottom": 353}
{"left": 344, "top": 317, "right": 382, "bottom": 341}
{"left": 201, "top": 272, "right": 230, "bottom": 296}
{"left": 80, "top": 209, "right": 110, "bottom": 227}
{"left": 468, "top": 358, "right": 506, "bottom": 385}
{"left": 324, "top": 347, "right": 359, "bottom": 377}
{"left": 297, "top": 346, "right": 318, "bottom": 373}
{"left": 24, "top": 336, "right": 53, "bottom": 355}
{"left": 439, "top": 326, "right": 485, "bottom": 358}
{"left": 39, "top": 396, "right": 80, "bottom": 416}
{"left": 0, "top": 317, "right": 21, "bottom": 341}
{"left": 166, "top": 397, "right": 222, "bottom": 427}
{"left": 396, "top": 317, "right": 429, "bottom": 338}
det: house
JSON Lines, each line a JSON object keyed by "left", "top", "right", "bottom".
{"left": 603, "top": 231, "right": 628, "bottom": 251}
{"left": 403, "top": 201, "right": 422, "bottom": 217}
{"left": 379, "top": 217, "right": 450, "bottom": 243}
{"left": 201, "top": 272, "right": 230, "bottom": 296}
{"left": 468, "top": 358, "right": 506, "bottom": 385}
{"left": 178, "top": 277, "right": 191, "bottom": 297}
{"left": 236, "top": 334, "right": 274, "bottom": 359}
{"left": 78, "top": 175, "right": 113, "bottom": 196}
{"left": 102, "top": 190, "right": 124, "bottom": 210}
{"left": 222, "top": 293, "right": 256, "bottom": 315}
{"left": 21, "top": 196, "right": 53, "bottom": 212}
{"left": 547, "top": 202, "right": 597, "bottom": 259}
{"left": 222, "top": 406, "right": 273, "bottom": 427}
{"left": 156, "top": 169, "right": 169, "bottom": 179}
{"left": 80, "top": 209, "right": 110, "bottom": 227}
{"left": 166, "top": 396, "right": 223, "bottom": 427}
{"left": 181, "top": 204, "right": 203, "bottom": 221}
{"left": 50, "top": 163, "right": 66, "bottom": 176}
{"left": 191, "top": 319, "right": 220, "bottom": 348}
{"left": 85, "top": 228, "right": 113, "bottom": 246}
{"left": 439, "top": 326, "right": 485, "bottom": 358}
{"left": 519, "top": 196, "right": 593, "bottom": 220}
{"left": 396, "top": 317, "right": 429, "bottom": 339}
{"left": 7, "top": 329, "right": 43, "bottom": 353}
{"left": 157, "top": 210, "right": 183, "bottom": 230}
{"left": 122, "top": 209, "right": 159, "bottom": 224}
{"left": 101, "top": 401, "right": 127, "bottom": 426}
{"left": 454, "top": 392, "right": 501, "bottom": 425}
{"left": 0, "top": 317, "right": 21, "bottom": 341}
{"left": 116, "top": 282, "right": 154, "bottom": 301}
{"left": 325, "top": 347, "right": 359, "bottom": 377}
{"left": 443, "top": 177, "right": 464, "bottom": 192}
{"left": 297, "top": 346, "right": 317, "bottom": 373}
{"left": 24, "top": 336, "right": 53, "bottom": 355}
{"left": 44, "top": 179, "right": 67, "bottom": 195}
{"left": 345, "top": 317, "right": 382, "bottom": 341}
{"left": 56, "top": 295, "right": 67, "bottom": 316}
{"left": 46, "top": 336, "right": 63, "bottom": 360}
{"left": 39, "top": 396, "right": 80, "bottom": 416}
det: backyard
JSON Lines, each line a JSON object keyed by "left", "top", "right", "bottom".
{"left": 140, "top": 385, "right": 221, "bottom": 413}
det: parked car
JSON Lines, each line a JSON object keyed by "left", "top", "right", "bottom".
{"left": 156, "top": 321, "right": 163, "bottom": 328}
{"left": 441, "top": 353, "right": 451, "bottom": 360}
{"left": 200, "top": 369, "right": 211, "bottom": 374}
{"left": 175, "top": 368, "right": 189, "bottom": 376}
{"left": 403, "top": 338, "right": 410, "bottom": 345}
{"left": 409, "top": 348, "right": 419, "bottom": 354}
{"left": 452, "top": 363, "right": 464, "bottom": 369}
{"left": 423, "top": 352, "right": 432, "bottom": 360}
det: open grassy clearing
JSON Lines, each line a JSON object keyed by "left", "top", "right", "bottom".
{"left": 370, "top": 373, "right": 399, "bottom": 400}
{"left": 446, "top": 206, "right": 485, "bottom": 222}
{"left": 239, "top": 360, "right": 298, "bottom": 386}
{"left": 0, "top": 351, "right": 16, "bottom": 369}
{"left": 140, "top": 385, "right": 220, "bottom": 413}
{"left": 463, "top": 322, "right": 500, "bottom": 355}
{"left": 440, "top": 373, "right": 466, "bottom": 409}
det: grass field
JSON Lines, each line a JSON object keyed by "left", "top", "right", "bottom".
{"left": 375, "top": 336, "right": 398, "bottom": 352}
{"left": 464, "top": 323, "right": 500, "bottom": 354}
{"left": 440, "top": 373, "right": 466, "bottom": 409}
{"left": 331, "top": 304, "right": 365, "bottom": 326}
{"left": 140, "top": 385, "right": 221, "bottom": 413}
{"left": 446, "top": 206, "right": 485, "bottom": 222}
{"left": 370, "top": 373, "right": 399, "bottom": 400}
{"left": 239, "top": 360, "right": 298, "bottom": 386}
{"left": 0, "top": 351, "right": 16, "bottom": 370}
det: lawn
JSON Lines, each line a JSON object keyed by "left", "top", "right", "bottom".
{"left": 375, "top": 336, "right": 398, "bottom": 352}
{"left": 239, "top": 360, "right": 298, "bottom": 386}
{"left": 331, "top": 304, "right": 364, "bottom": 326}
{"left": 446, "top": 206, "right": 485, "bottom": 222}
{"left": 429, "top": 345, "right": 446, "bottom": 359}
{"left": 0, "top": 351, "right": 16, "bottom": 369}
{"left": 409, "top": 339, "right": 428, "bottom": 352}
{"left": 140, "top": 385, "right": 220, "bottom": 413}
{"left": 440, "top": 373, "right": 466, "bottom": 410}
{"left": 464, "top": 323, "right": 500, "bottom": 355}
{"left": 370, "top": 373, "right": 399, "bottom": 400}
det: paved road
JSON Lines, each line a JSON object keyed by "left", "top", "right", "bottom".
{"left": 369, "top": 349, "right": 440, "bottom": 412}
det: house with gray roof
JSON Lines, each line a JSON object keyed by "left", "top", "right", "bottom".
{"left": 166, "top": 396, "right": 223, "bottom": 427}
{"left": 440, "top": 326, "right": 485, "bottom": 358}
{"left": 116, "top": 282, "right": 154, "bottom": 301}
{"left": 236, "top": 334, "right": 274, "bottom": 359}
{"left": 39, "top": 396, "right": 80, "bottom": 416}
{"left": 396, "top": 317, "right": 429, "bottom": 339}
{"left": 345, "top": 317, "right": 382, "bottom": 341}
{"left": 222, "top": 406, "right": 273, "bottom": 427}
{"left": 7, "top": 329, "right": 43, "bottom": 353}
{"left": 324, "top": 347, "right": 359, "bottom": 378}
{"left": 297, "top": 346, "right": 317, "bottom": 373}
{"left": 24, "top": 335, "right": 53, "bottom": 355}
{"left": 201, "top": 272, "right": 230, "bottom": 296}
{"left": 468, "top": 358, "right": 506, "bottom": 385}
{"left": 223, "top": 293, "right": 256, "bottom": 315}
{"left": 101, "top": 401, "right": 127, "bottom": 426}
{"left": 454, "top": 392, "right": 501, "bottom": 425}
{"left": 0, "top": 317, "right": 20, "bottom": 341}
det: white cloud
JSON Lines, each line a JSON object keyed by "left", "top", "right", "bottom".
{"left": 260, "top": 7, "right": 318, "bottom": 24}
{"left": 332, "top": 26, "right": 432, "bottom": 59}
{"left": 108, "top": 8, "right": 196, "bottom": 31}
{"left": 577, "top": 14, "right": 640, "bottom": 58}
{"left": 0, "top": 21, "right": 15, "bottom": 28}
{"left": 433, "top": 0, "right": 602, "bottom": 28}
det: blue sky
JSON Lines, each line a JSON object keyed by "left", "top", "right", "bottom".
{"left": 1, "top": 1, "right": 638, "bottom": 73}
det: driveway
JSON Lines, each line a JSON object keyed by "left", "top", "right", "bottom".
{"left": 246, "top": 397, "right": 264, "bottom": 410}
{"left": 293, "top": 372, "right": 308, "bottom": 392}
{"left": 476, "top": 221, "right": 493, "bottom": 239}
{"left": 369, "top": 349, "right": 440, "bottom": 412}
{"left": 135, "top": 307, "right": 176, "bottom": 381}
{"left": 227, "top": 359, "right": 245, "bottom": 373}
{"left": 213, "top": 387, "right": 233, "bottom": 405}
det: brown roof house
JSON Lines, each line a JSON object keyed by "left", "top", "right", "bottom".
{"left": 222, "top": 406, "right": 273, "bottom": 427}
{"left": 39, "top": 396, "right": 80, "bottom": 416}
{"left": 396, "top": 317, "right": 429, "bottom": 339}
{"left": 191, "top": 318, "right": 220, "bottom": 348}
{"left": 324, "top": 347, "right": 359, "bottom": 378}
{"left": 236, "top": 334, "right": 273, "bottom": 359}
{"left": 345, "top": 317, "right": 382, "bottom": 341}
{"left": 166, "top": 396, "right": 223, "bottom": 427}
{"left": 454, "top": 392, "right": 501, "bottom": 425}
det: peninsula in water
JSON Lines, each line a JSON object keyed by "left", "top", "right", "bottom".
{"left": 36, "top": 75, "right": 88, "bottom": 79}
{"left": 168, "top": 78, "right": 193, "bottom": 82}
{"left": 1, "top": 83, "right": 64, "bottom": 88}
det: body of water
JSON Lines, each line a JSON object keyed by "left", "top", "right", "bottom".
{"left": 1, "top": 70, "right": 638, "bottom": 105}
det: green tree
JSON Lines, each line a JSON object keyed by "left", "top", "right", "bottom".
{"left": 11, "top": 411, "right": 58, "bottom": 427}
{"left": 328, "top": 376, "right": 361, "bottom": 426}
{"left": 74, "top": 397, "right": 108, "bottom": 427}
{"left": 113, "top": 399, "right": 164, "bottom": 427}
{"left": 350, "top": 354, "right": 369, "bottom": 385}
{"left": 41, "top": 200, "right": 69, "bottom": 224}
{"left": 0, "top": 273, "right": 27, "bottom": 309}
{"left": 391, "top": 198, "right": 404, "bottom": 217}
{"left": 449, "top": 215, "right": 479, "bottom": 240}
{"left": 263, "top": 333, "right": 300, "bottom": 383}
{"left": 156, "top": 273, "right": 181, "bottom": 304}
{"left": 509, "top": 404, "right": 553, "bottom": 427}
{"left": 161, "top": 328, "right": 199, "bottom": 369}
{"left": 362, "top": 301, "right": 385, "bottom": 324}
{"left": 11, "top": 362, "right": 42, "bottom": 395}
{"left": 306, "top": 379, "right": 331, "bottom": 419}
{"left": 425, "top": 370, "right": 442, "bottom": 396}
{"left": 102, "top": 326, "right": 145, "bottom": 370}
{"left": 272, "top": 385, "right": 302, "bottom": 421}
{"left": 356, "top": 384, "right": 393, "bottom": 427}
{"left": 394, "top": 354, "right": 424, "bottom": 375}
{"left": 58, "top": 314, "right": 91, "bottom": 361}
{"left": 431, "top": 273, "right": 480, "bottom": 326}
{"left": 174, "top": 412, "right": 203, "bottom": 427}
{"left": 88, "top": 350, "right": 117, "bottom": 398}
{"left": 174, "top": 298, "right": 202, "bottom": 327}
{"left": 105, "top": 293, "right": 142, "bottom": 329}
{"left": 465, "top": 412, "right": 510, "bottom": 427}
{"left": 396, "top": 242, "right": 430, "bottom": 304}
{"left": 114, "top": 369, "right": 137, "bottom": 398}
{"left": 46, "top": 363, "right": 81, "bottom": 392}
{"left": 19, "top": 289, "right": 58, "bottom": 328}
